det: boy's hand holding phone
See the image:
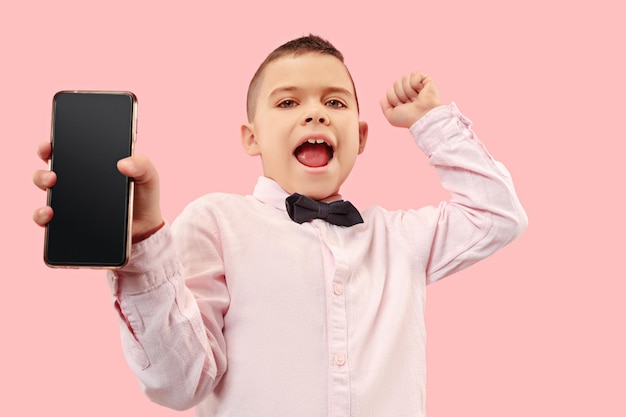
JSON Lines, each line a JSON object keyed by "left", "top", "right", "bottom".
{"left": 33, "top": 146, "right": 163, "bottom": 240}
{"left": 380, "top": 72, "right": 440, "bottom": 128}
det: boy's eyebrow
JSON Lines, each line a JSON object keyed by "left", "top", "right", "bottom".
{"left": 269, "top": 86, "right": 355, "bottom": 100}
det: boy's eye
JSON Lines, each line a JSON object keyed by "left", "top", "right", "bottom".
{"left": 326, "top": 99, "right": 345, "bottom": 108}
{"left": 278, "top": 100, "right": 297, "bottom": 108}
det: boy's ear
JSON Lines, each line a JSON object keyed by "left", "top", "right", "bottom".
{"left": 358, "top": 121, "right": 368, "bottom": 154}
{"left": 241, "top": 123, "right": 260, "bottom": 156}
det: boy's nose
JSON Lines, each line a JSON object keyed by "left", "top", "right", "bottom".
{"left": 302, "top": 108, "right": 330, "bottom": 126}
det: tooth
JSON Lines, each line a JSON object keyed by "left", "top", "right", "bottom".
{"left": 316, "top": 139, "right": 325, "bottom": 144}
{"left": 307, "top": 139, "right": 316, "bottom": 144}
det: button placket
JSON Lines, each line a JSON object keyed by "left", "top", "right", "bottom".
{"left": 317, "top": 225, "right": 352, "bottom": 416}
{"left": 327, "top": 240, "right": 351, "bottom": 416}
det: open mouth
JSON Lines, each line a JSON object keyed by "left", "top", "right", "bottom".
{"left": 294, "top": 138, "right": 334, "bottom": 168}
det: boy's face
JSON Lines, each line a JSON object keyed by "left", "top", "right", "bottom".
{"left": 241, "top": 53, "right": 368, "bottom": 200}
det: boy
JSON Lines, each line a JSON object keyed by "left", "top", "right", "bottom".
{"left": 33, "top": 35, "right": 527, "bottom": 416}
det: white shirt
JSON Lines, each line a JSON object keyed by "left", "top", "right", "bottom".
{"left": 108, "top": 103, "right": 527, "bottom": 417}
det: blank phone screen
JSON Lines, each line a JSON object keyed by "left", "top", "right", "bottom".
{"left": 45, "top": 92, "right": 136, "bottom": 268}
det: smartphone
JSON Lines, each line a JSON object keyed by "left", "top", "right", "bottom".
{"left": 44, "top": 91, "right": 137, "bottom": 268}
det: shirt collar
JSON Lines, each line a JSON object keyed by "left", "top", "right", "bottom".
{"left": 252, "top": 176, "right": 291, "bottom": 211}
{"left": 252, "top": 176, "right": 344, "bottom": 212}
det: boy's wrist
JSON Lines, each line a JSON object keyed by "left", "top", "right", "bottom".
{"left": 408, "top": 102, "right": 441, "bottom": 127}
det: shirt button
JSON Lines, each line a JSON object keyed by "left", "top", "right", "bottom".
{"left": 333, "top": 283, "right": 344, "bottom": 296}
{"left": 335, "top": 353, "right": 346, "bottom": 366}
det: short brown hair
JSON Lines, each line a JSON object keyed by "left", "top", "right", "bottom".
{"left": 246, "top": 34, "right": 359, "bottom": 121}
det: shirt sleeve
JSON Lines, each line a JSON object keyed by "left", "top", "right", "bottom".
{"left": 407, "top": 102, "right": 528, "bottom": 283}
{"left": 107, "top": 202, "right": 229, "bottom": 411}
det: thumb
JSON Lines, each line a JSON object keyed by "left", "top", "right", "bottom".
{"left": 117, "top": 155, "right": 158, "bottom": 186}
{"left": 117, "top": 155, "right": 163, "bottom": 241}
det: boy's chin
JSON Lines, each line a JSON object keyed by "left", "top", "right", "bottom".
{"left": 268, "top": 165, "right": 349, "bottom": 200}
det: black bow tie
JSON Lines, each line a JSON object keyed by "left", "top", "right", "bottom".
{"left": 285, "top": 193, "right": 364, "bottom": 227}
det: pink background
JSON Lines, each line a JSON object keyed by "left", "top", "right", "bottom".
{"left": 2, "top": 0, "right": 624, "bottom": 415}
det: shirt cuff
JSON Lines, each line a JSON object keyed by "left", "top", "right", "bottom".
{"left": 107, "top": 224, "right": 180, "bottom": 296}
{"left": 409, "top": 102, "right": 473, "bottom": 156}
